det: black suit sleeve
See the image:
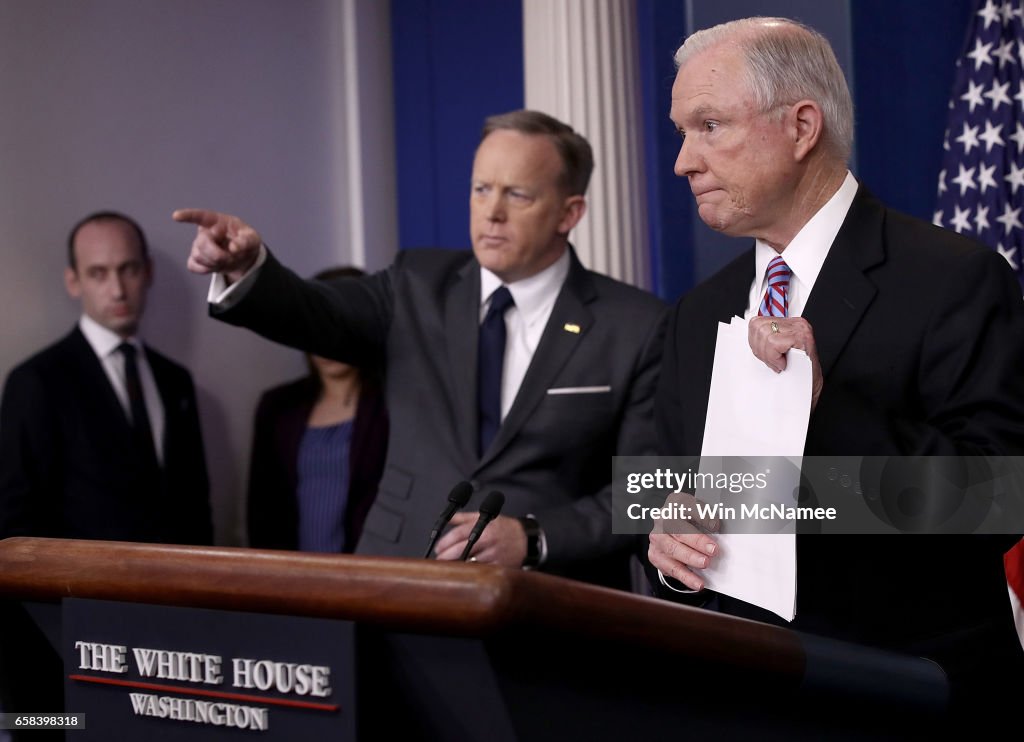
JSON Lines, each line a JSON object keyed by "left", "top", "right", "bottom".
{"left": 214, "top": 250, "right": 393, "bottom": 369}
{"left": 0, "top": 365, "right": 59, "bottom": 538}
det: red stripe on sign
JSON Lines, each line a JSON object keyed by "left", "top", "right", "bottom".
{"left": 68, "top": 674, "right": 339, "bottom": 712}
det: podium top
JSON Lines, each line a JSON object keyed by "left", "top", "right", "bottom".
{"left": 0, "top": 537, "right": 950, "bottom": 711}
{"left": 0, "top": 536, "right": 803, "bottom": 674}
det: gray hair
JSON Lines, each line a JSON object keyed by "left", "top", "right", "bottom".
{"left": 674, "top": 17, "right": 853, "bottom": 163}
{"left": 481, "top": 109, "right": 594, "bottom": 196}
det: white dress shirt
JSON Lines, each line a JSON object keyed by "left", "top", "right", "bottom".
{"left": 78, "top": 315, "right": 165, "bottom": 465}
{"left": 745, "top": 171, "right": 859, "bottom": 318}
{"left": 207, "top": 246, "right": 268, "bottom": 308}
{"left": 479, "top": 249, "right": 570, "bottom": 419}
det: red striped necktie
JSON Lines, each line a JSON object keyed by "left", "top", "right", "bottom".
{"left": 758, "top": 255, "right": 791, "bottom": 318}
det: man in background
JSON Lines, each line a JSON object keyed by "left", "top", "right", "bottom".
{"left": 0, "top": 211, "right": 212, "bottom": 544}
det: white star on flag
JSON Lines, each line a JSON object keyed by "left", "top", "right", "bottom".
{"left": 954, "top": 164, "right": 979, "bottom": 195}
{"left": 978, "top": 0, "right": 1001, "bottom": 29}
{"left": 998, "top": 243, "right": 1020, "bottom": 268}
{"left": 1010, "top": 121, "right": 1024, "bottom": 151}
{"left": 986, "top": 79, "right": 1013, "bottom": 109}
{"left": 952, "top": 205, "right": 974, "bottom": 232}
{"left": 963, "top": 79, "right": 987, "bottom": 111}
{"left": 956, "top": 122, "right": 982, "bottom": 153}
{"left": 980, "top": 120, "right": 1006, "bottom": 150}
{"left": 997, "top": 202, "right": 1023, "bottom": 233}
{"left": 968, "top": 38, "right": 994, "bottom": 70}
{"left": 1006, "top": 160, "right": 1024, "bottom": 192}
{"left": 976, "top": 203, "right": 992, "bottom": 232}
{"left": 979, "top": 162, "right": 999, "bottom": 191}
{"left": 995, "top": 37, "right": 1018, "bottom": 66}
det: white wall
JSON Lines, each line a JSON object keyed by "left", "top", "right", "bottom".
{"left": 0, "top": 0, "right": 396, "bottom": 544}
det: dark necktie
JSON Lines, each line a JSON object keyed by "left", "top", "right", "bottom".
{"left": 477, "top": 286, "right": 514, "bottom": 456}
{"left": 758, "top": 255, "right": 792, "bottom": 317}
{"left": 119, "top": 342, "right": 159, "bottom": 468}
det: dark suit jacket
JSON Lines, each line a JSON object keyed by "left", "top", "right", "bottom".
{"left": 216, "top": 247, "right": 666, "bottom": 588}
{"left": 655, "top": 185, "right": 1024, "bottom": 707}
{"left": 0, "top": 326, "right": 212, "bottom": 544}
{"left": 247, "top": 375, "right": 388, "bottom": 551}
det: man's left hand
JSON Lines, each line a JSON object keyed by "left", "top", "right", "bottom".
{"left": 432, "top": 513, "right": 527, "bottom": 566}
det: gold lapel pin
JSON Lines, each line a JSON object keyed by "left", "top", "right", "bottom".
{"left": 563, "top": 323, "right": 581, "bottom": 334}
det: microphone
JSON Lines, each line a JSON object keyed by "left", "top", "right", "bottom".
{"left": 459, "top": 491, "right": 505, "bottom": 562}
{"left": 423, "top": 481, "right": 474, "bottom": 558}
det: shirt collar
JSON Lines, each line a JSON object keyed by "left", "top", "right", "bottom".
{"left": 479, "top": 248, "right": 570, "bottom": 327}
{"left": 79, "top": 314, "right": 141, "bottom": 359}
{"left": 754, "top": 170, "right": 858, "bottom": 293}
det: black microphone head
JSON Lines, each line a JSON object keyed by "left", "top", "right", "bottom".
{"left": 480, "top": 491, "right": 505, "bottom": 517}
{"left": 448, "top": 481, "right": 474, "bottom": 507}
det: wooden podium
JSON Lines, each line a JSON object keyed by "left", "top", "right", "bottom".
{"left": 0, "top": 537, "right": 946, "bottom": 740}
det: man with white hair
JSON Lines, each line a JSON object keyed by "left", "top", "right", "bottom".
{"left": 649, "top": 17, "right": 1024, "bottom": 719}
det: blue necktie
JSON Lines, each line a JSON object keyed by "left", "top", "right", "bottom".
{"left": 477, "top": 286, "right": 514, "bottom": 456}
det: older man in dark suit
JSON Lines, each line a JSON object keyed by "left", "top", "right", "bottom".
{"left": 648, "top": 16, "right": 1024, "bottom": 720}
{"left": 0, "top": 212, "right": 212, "bottom": 544}
{"left": 175, "top": 110, "right": 666, "bottom": 589}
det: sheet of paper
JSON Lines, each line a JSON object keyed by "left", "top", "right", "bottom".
{"left": 696, "top": 318, "right": 812, "bottom": 621}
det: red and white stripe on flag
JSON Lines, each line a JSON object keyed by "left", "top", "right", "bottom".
{"left": 1005, "top": 539, "right": 1024, "bottom": 649}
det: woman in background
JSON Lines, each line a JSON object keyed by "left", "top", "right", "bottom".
{"left": 247, "top": 266, "right": 388, "bottom": 552}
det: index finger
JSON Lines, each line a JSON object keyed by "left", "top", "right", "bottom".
{"left": 172, "top": 208, "right": 222, "bottom": 228}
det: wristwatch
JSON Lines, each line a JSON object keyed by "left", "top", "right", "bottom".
{"left": 519, "top": 514, "right": 548, "bottom": 569}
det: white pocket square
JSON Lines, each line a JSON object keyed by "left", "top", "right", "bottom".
{"left": 546, "top": 386, "right": 611, "bottom": 395}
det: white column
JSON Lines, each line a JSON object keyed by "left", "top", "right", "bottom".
{"left": 330, "top": 0, "right": 398, "bottom": 272}
{"left": 523, "top": 0, "right": 650, "bottom": 288}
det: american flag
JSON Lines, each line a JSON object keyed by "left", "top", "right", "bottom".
{"left": 935, "top": 0, "right": 1024, "bottom": 291}
{"left": 936, "top": 0, "right": 1024, "bottom": 649}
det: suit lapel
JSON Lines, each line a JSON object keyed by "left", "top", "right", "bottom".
{"left": 718, "top": 250, "right": 756, "bottom": 322}
{"left": 803, "top": 185, "right": 884, "bottom": 378}
{"left": 697, "top": 249, "right": 752, "bottom": 419}
{"left": 145, "top": 347, "right": 168, "bottom": 432}
{"left": 444, "top": 261, "right": 483, "bottom": 464}
{"left": 146, "top": 346, "right": 179, "bottom": 459}
{"left": 689, "top": 250, "right": 755, "bottom": 452}
{"left": 68, "top": 326, "right": 133, "bottom": 431}
{"left": 479, "top": 250, "right": 594, "bottom": 468}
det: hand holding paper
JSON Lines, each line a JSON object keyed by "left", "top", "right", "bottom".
{"left": 748, "top": 315, "right": 823, "bottom": 411}
{"left": 650, "top": 316, "right": 813, "bottom": 620}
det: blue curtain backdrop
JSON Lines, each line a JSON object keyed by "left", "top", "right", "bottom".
{"left": 390, "top": 0, "right": 524, "bottom": 251}
{"left": 850, "top": 0, "right": 974, "bottom": 223}
{"left": 391, "top": 0, "right": 974, "bottom": 300}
